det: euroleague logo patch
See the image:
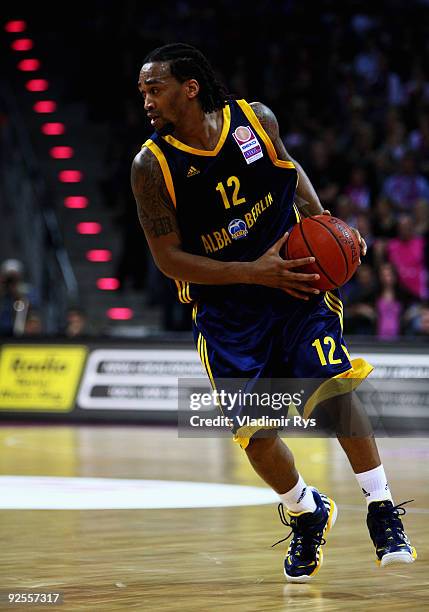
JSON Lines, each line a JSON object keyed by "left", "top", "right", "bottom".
{"left": 228, "top": 218, "right": 248, "bottom": 240}
{"left": 232, "top": 125, "right": 263, "bottom": 164}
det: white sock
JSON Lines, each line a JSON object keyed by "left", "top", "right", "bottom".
{"left": 355, "top": 464, "right": 393, "bottom": 506}
{"left": 278, "top": 474, "right": 317, "bottom": 514}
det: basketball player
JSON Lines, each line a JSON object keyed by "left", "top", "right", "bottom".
{"left": 131, "top": 43, "right": 416, "bottom": 581}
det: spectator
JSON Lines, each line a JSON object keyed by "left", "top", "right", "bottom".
{"left": 413, "top": 198, "right": 429, "bottom": 236}
{"left": 404, "top": 63, "right": 429, "bottom": 109}
{"left": 409, "top": 112, "right": 429, "bottom": 165}
{"left": 335, "top": 195, "right": 357, "bottom": 229}
{"left": 386, "top": 214, "right": 428, "bottom": 300}
{"left": 415, "top": 303, "right": 429, "bottom": 337}
{"left": 355, "top": 213, "right": 375, "bottom": 265}
{"left": 64, "top": 307, "right": 91, "bottom": 337}
{"left": 375, "top": 263, "right": 413, "bottom": 339}
{"left": 23, "top": 310, "right": 43, "bottom": 336}
{"left": 404, "top": 302, "right": 429, "bottom": 337}
{"left": 354, "top": 37, "right": 380, "bottom": 85}
{"left": 0, "top": 259, "right": 38, "bottom": 337}
{"left": 343, "top": 165, "right": 371, "bottom": 212}
{"left": 378, "top": 118, "right": 407, "bottom": 168}
{"left": 372, "top": 196, "right": 398, "bottom": 239}
{"left": 377, "top": 54, "right": 406, "bottom": 108}
{"left": 382, "top": 152, "right": 429, "bottom": 211}
{"left": 343, "top": 264, "right": 377, "bottom": 335}
{"left": 306, "top": 140, "right": 341, "bottom": 208}
{"left": 349, "top": 121, "right": 375, "bottom": 165}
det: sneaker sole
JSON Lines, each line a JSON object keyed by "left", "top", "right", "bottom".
{"left": 285, "top": 491, "right": 338, "bottom": 583}
{"left": 379, "top": 548, "right": 417, "bottom": 567}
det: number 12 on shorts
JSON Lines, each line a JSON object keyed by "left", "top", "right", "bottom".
{"left": 312, "top": 336, "right": 349, "bottom": 366}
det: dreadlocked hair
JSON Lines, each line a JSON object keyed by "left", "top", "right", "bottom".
{"left": 143, "top": 43, "right": 228, "bottom": 113}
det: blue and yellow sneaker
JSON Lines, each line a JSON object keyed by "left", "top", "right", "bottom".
{"left": 367, "top": 499, "right": 417, "bottom": 567}
{"left": 272, "top": 488, "right": 337, "bottom": 582}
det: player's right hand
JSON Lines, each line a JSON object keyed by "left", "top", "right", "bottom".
{"left": 250, "top": 233, "right": 321, "bottom": 300}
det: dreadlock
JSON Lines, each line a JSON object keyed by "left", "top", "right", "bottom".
{"left": 143, "top": 43, "right": 228, "bottom": 113}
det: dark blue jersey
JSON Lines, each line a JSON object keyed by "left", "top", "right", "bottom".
{"left": 142, "top": 99, "right": 300, "bottom": 304}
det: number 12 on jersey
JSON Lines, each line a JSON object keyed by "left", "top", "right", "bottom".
{"left": 216, "top": 176, "right": 246, "bottom": 209}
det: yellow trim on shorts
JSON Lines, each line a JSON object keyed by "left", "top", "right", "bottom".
{"left": 341, "top": 344, "right": 351, "bottom": 361}
{"left": 196, "top": 331, "right": 225, "bottom": 419}
{"left": 324, "top": 291, "right": 344, "bottom": 331}
{"left": 234, "top": 357, "right": 373, "bottom": 450}
{"left": 196, "top": 333, "right": 216, "bottom": 392}
{"left": 202, "top": 336, "right": 216, "bottom": 391}
{"left": 326, "top": 291, "right": 343, "bottom": 309}
{"left": 302, "top": 357, "right": 374, "bottom": 419}
{"left": 163, "top": 105, "right": 231, "bottom": 156}
{"left": 192, "top": 302, "right": 198, "bottom": 323}
{"left": 142, "top": 139, "right": 176, "bottom": 207}
{"left": 233, "top": 424, "right": 277, "bottom": 450}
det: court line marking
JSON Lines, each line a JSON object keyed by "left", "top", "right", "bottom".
{"left": 0, "top": 476, "right": 279, "bottom": 509}
{"left": 0, "top": 476, "right": 427, "bottom": 513}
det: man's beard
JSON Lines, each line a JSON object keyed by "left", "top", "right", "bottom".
{"left": 156, "top": 121, "right": 175, "bottom": 136}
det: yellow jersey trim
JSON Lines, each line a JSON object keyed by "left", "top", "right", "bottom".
{"left": 303, "top": 358, "right": 374, "bottom": 419}
{"left": 174, "top": 280, "right": 192, "bottom": 304}
{"left": 162, "top": 105, "right": 231, "bottom": 157}
{"left": 236, "top": 100, "right": 296, "bottom": 169}
{"left": 142, "top": 139, "right": 176, "bottom": 208}
{"left": 293, "top": 203, "right": 301, "bottom": 223}
{"left": 184, "top": 281, "right": 191, "bottom": 302}
{"left": 174, "top": 280, "right": 184, "bottom": 303}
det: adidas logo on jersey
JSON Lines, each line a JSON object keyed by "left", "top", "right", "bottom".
{"left": 187, "top": 166, "right": 200, "bottom": 177}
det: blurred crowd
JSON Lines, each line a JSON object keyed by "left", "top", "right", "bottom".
{"left": 3, "top": 0, "right": 429, "bottom": 338}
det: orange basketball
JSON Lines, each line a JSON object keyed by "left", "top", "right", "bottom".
{"left": 284, "top": 215, "right": 360, "bottom": 291}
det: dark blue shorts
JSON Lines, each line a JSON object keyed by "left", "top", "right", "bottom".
{"left": 192, "top": 285, "right": 372, "bottom": 447}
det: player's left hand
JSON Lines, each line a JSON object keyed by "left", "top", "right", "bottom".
{"left": 322, "top": 209, "right": 366, "bottom": 263}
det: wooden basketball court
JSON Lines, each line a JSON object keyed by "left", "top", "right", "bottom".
{"left": 1, "top": 425, "right": 428, "bottom": 611}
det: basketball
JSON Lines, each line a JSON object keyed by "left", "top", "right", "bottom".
{"left": 284, "top": 215, "right": 360, "bottom": 291}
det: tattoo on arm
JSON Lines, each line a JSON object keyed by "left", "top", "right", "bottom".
{"left": 131, "top": 149, "right": 180, "bottom": 239}
{"left": 294, "top": 194, "right": 316, "bottom": 217}
{"left": 250, "top": 102, "right": 286, "bottom": 151}
{"left": 251, "top": 101, "right": 323, "bottom": 216}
